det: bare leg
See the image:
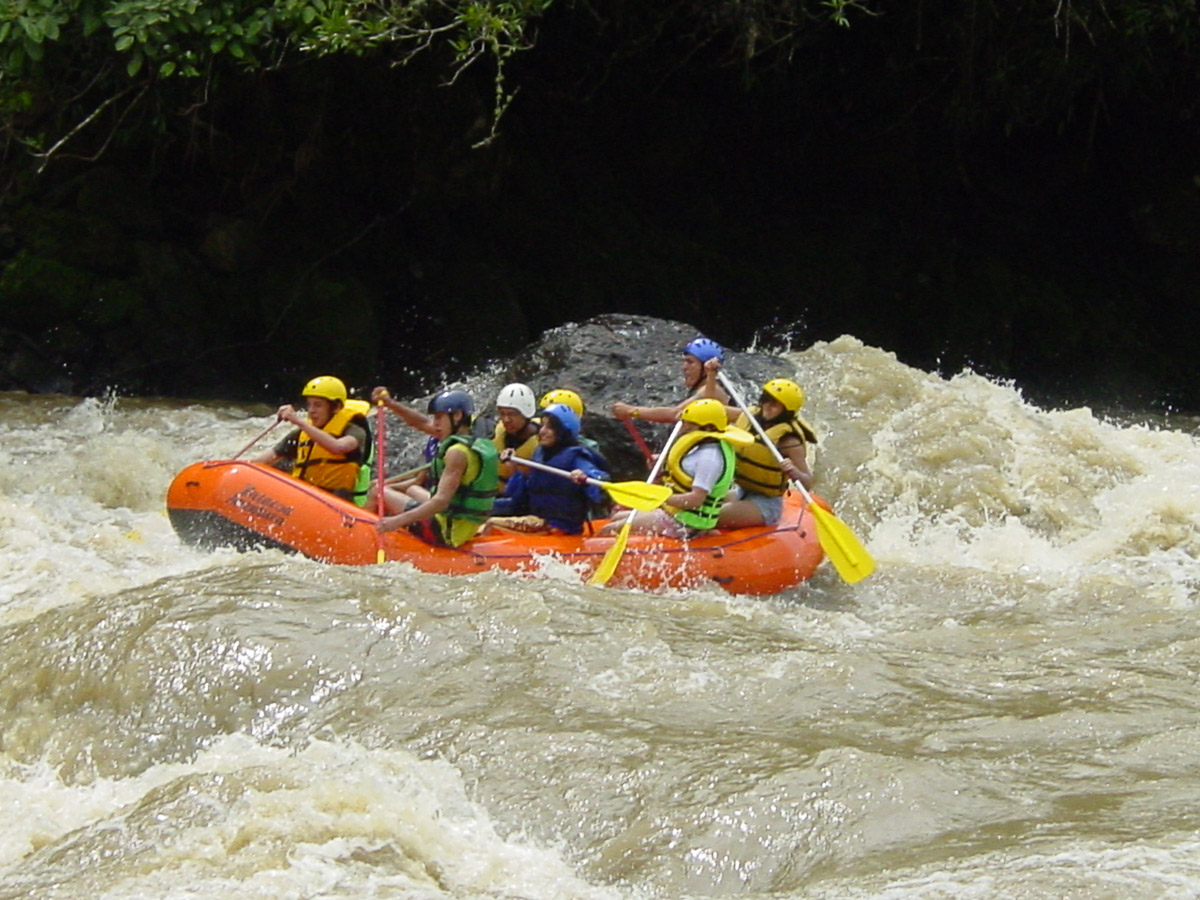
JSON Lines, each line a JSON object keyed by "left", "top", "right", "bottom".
{"left": 716, "top": 500, "right": 767, "bottom": 529}
{"left": 597, "top": 510, "right": 632, "bottom": 535}
{"left": 380, "top": 484, "right": 429, "bottom": 515}
{"left": 598, "top": 509, "right": 683, "bottom": 536}
{"left": 626, "top": 509, "right": 685, "bottom": 536}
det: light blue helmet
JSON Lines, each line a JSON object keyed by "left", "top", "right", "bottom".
{"left": 682, "top": 336, "right": 724, "bottom": 364}
{"left": 541, "top": 403, "right": 580, "bottom": 441}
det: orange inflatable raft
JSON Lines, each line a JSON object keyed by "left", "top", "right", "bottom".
{"left": 166, "top": 460, "right": 826, "bottom": 595}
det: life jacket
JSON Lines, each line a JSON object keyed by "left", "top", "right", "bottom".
{"left": 732, "top": 407, "right": 814, "bottom": 497}
{"left": 522, "top": 443, "right": 608, "bottom": 535}
{"left": 292, "top": 399, "right": 372, "bottom": 498}
{"left": 663, "top": 431, "right": 737, "bottom": 532}
{"left": 492, "top": 420, "right": 540, "bottom": 489}
{"left": 430, "top": 433, "right": 500, "bottom": 542}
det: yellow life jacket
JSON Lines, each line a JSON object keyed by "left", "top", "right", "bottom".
{"left": 663, "top": 429, "right": 743, "bottom": 531}
{"left": 492, "top": 419, "right": 540, "bottom": 488}
{"left": 732, "top": 408, "right": 814, "bottom": 496}
{"left": 291, "top": 399, "right": 370, "bottom": 495}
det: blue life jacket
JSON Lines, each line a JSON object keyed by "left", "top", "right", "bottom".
{"left": 493, "top": 442, "right": 609, "bottom": 534}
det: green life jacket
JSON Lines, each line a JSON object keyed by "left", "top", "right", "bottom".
{"left": 351, "top": 439, "right": 374, "bottom": 507}
{"left": 430, "top": 433, "right": 500, "bottom": 524}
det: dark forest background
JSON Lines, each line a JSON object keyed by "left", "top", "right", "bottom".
{"left": 1, "top": 0, "right": 1197, "bottom": 411}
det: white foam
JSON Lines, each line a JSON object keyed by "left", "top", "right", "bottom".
{"left": 0, "top": 735, "right": 622, "bottom": 900}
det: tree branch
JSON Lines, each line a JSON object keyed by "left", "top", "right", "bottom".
{"left": 32, "top": 81, "right": 148, "bottom": 173}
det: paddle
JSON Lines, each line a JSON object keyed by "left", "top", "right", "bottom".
{"left": 588, "top": 420, "right": 684, "bottom": 587}
{"left": 375, "top": 400, "right": 386, "bottom": 563}
{"left": 511, "top": 456, "right": 673, "bottom": 511}
{"left": 232, "top": 416, "right": 281, "bottom": 459}
{"left": 385, "top": 462, "right": 431, "bottom": 485}
{"left": 618, "top": 413, "right": 655, "bottom": 467}
{"left": 716, "top": 371, "right": 875, "bottom": 584}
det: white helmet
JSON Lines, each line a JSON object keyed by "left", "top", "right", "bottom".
{"left": 496, "top": 383, "right": 537, "bottom": 419}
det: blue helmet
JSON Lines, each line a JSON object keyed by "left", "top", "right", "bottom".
{"left": 541, "top": 403, "right": 580, "bottom": 441}
{"left": 427, "top": 390, "right": 474, "bottom": 416}
{"left": 682, "top": 337, "right": 725, "bottom": 364}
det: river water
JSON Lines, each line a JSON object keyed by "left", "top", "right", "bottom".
{"left": 2, "top": 335, "right": 1199, "bottom": 899}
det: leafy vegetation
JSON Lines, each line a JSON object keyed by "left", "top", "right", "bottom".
{"left": 0, "top": 0, "right": 553, "bottom": 174}
{"left": 7, "top": 0, "right": 1194, "bottom": 182}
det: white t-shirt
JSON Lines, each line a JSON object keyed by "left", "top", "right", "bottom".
{"left": 680, "top": 441, "right": 725, "bottom": 493}
{"left": 639, "top": 440, "right": 726, "bottom": 539}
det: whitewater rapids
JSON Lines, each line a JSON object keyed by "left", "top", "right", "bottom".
{"left": 2, "top": 335, "right": 1199, "bottom": 899}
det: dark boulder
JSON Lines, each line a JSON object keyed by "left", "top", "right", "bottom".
{"left": 463, "top": 313, "right": 796, "bottom": 481}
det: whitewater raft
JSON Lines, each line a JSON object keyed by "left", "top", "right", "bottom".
{"left": 166, "top": 460, "right": 826, "bottom": 594}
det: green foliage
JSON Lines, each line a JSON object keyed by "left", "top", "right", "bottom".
{"left": 1, "top": 0, "right": 1196, "bottom": 178}
{"left": 0, "top": 0, "right": 553, "bottom": 171}
{"left": 823, "top": 0, "right": 868, "bottom": 28}
{"left": 100, "top": 0, "right": 285, "bottom": 77}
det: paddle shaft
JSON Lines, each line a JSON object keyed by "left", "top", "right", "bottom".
{"left": 509, "top": 455, "right": 672, "bottom": 511}
{"left": 509, "top": 455, "right": 613, "bottom": 491}
{"left": 509, "top": 424, "right": 681, "bottom": 493}
{"left": 644, "top": 420, "right": 679, "bottom": 484}
{"left": 232, "top": 418, "right": 281, "bottom": 459}
{"left": 586, "top": 420, "right": 682, "bottom": 587}
{"left": 619, "top": 414, "right": 655, "bottom": 465}
{"left": 385, "top": 462, "right": 431, "bottom": 485}
{"left": 716, "top": 371, "right": 814, "bottom": 502}
{"left": 375, "top": 401, "right": 386, "bottom": 563}
{"left": 717, "top": 371, "right": 875, "bottom": 583}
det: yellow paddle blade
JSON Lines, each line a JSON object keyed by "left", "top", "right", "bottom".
{"left": 588, "top": 517, "right": 633, "bottom": 586}
{"left": 589, "top": 419, "right": 683, "bottom": 589}
{"left": 602, "top": 480, "right": 673, "bottom": 511}
{"left": 809, "top": 502, "right": 875, "bottom": 584}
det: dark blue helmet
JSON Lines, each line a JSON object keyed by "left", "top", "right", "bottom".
{"left": 682, "top": 337, "right": 724, "bottom": 364}
{"left": 427, "top": 390, "right": 474, "bottom": 416}
{"left": 541, "top": 403, "right": 580, "bottom": 441}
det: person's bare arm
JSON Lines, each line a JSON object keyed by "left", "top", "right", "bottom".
{"left": 377, "top": 446, "right": 467, "bottom": 532}
{"left": 777, "top": 434, "right": 814, "bottom": 490}
{"left": 372, "top": 387, "right": 438, "bottom": 436}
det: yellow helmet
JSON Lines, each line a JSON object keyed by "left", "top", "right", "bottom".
{"left": 539, "top": 388, "right": 584, "bottom": 418}
{"left": 761, "top": 378, "right": 804, "bottom": 412}
{"left": 302, "top": 375, "right": 347, "bottom": 402}
{"left": 680, "top": 398, "right": 728, "bottom": 431}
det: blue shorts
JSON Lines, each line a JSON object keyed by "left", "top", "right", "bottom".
{"left": 741, "top": 490, "right": 783, "bottom": 526}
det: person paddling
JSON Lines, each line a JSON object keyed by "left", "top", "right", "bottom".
{"left": 610, "top": 336, "right": 731, "bottom": 424}
{"left": 371, "top": 385, "right": 441, "bottom": 465}
{"left": 485, "top": 403, "right": 611, "bottom": 535}
{"left": 375, "top": 390, "right": 499, "bottom": 547}
{"left": 538, "top": 388, "right": 604, "bottom": 455}
{"left": 600, "top": 398, "right": 752, "bottom": 538}
{"left": 698, "top": 360, "right": 817, "bottom": 528}
{"left": 255, "top": 375, "right": 372, "bottom": 504}
{"left": 492, "top": 382, "right": 540, "bottom": 491}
